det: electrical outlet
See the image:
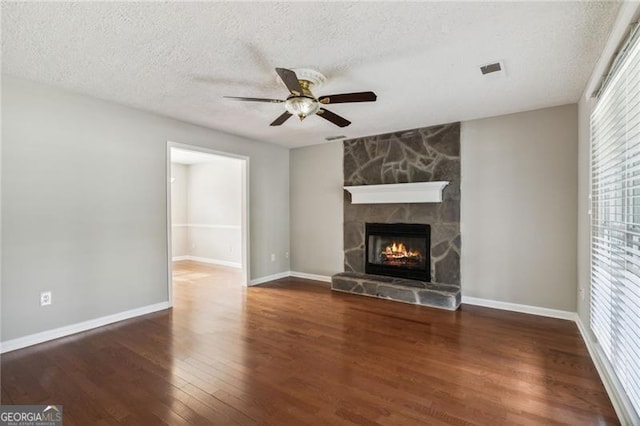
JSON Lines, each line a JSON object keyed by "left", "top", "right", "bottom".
{"left": 270, "top": 253, "right": 276, "bottom": 262}
{"left": 229, "top": 244, "right": 233, "bottom": 253}
{"left": 40, "top": 291, "right": 52, "bottom": 306}
{"left": 579, "top": 288, "right": 585, "bottom": 301}
{"left": 285, "top": 251, "right": 289, "bottom": 259}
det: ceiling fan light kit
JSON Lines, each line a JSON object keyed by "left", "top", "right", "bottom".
{"left": 285, "top": 95, "right": 319, "bottom": 121}
{"left": 224, "top": 67, "right": 377, "bottom": 128}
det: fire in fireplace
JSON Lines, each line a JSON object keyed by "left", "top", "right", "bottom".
{"left": 381, "top": 242, "right": 422, "bottom": 266}
{"left": 365, "top": 223, "right": 430, "bottom": 281}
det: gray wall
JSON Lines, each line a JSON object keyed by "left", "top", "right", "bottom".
{"left": 461, "top": 104, "right": 578, "bottom": 311}
{"left": 290, "top": 104, "right": 578, "bottom": 311}
{"left": 1, "top": 76, "right": 290, "bottom": 342}
{"left": 290, "top": 142, "right": 343, "bottom": 276}
{"left": 187, "top": 159, "right": 242, "bottom": 265}
{"left": 171, "top": 159, "right": 243, "bottom": 264}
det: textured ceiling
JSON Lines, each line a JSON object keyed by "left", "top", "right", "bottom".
{"left": 2, "top": 2, "right": 620, "bottom": 148}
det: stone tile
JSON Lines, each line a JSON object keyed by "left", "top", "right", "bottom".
{"left": 426, "top": 123, "right": 461, "bottom": 157}
{"left": 343, "top": 153, "right": 358, "bottom": 183}
{"left": 407, "top": 204, "right": 440, "bottom": 224}
{"left": 360, "top": 157, "right": 385, "bottom": 184}
{"left": 452, "top": 234, "right": 461, "bottom": 251}
{"left": 442, "top": 184, "right": 460, "bottom": 202}
{"left": 344, "top": 248, "right": 364, "bottom": 273}
{"left": 344, "top": 221, "right": 364, "bottom": 249}
{"left": 431, "top": 224, "right": 459, "bottom": 245}
{"left": 396, "top": 170, "right": 409, "bottom": 184}
{"left": 434, "top": 249, "right": 460, "bottom": 285}
{"left": 438, "top": 201, "right": 460, "bottom": 223}
{"left": 416, "top": 289, "right": 460, "bottom": 310}
{"left": 432, "top": 241, "right": 450, "bottom": 258}
{"left": 331, "top": 273, "right": 460, "bottom": 310}
{"left": 377, "top": 285, "right": 417, "bottom": 303}
{"left": 363, "top": 282, "right": 378, "bottom": 295}
{"left": 384, "top": 145, "right": 404, "bottom": 163}
{"left": 332, "top": 277, "right": 357, "bottom": 292}
{"left": 353, "top": 145, "right": 371, "bottom": 167}
{"left": 432, "top": 157, "right": 460, "bottom": 183}
{"left": 363, "top": 139, "right": 378, "bottom": 159}
{"left": 387, "top": 205, "right": 410, "bottom": 223}
{"left": 352, "top": 284, "right": 365, "bottom": 294}
{"left": 408, "top": 165, "right": 432, "bottom": 182}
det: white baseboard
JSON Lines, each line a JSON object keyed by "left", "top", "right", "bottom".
{"left": 289, "top": 271, "right": 332, "bottom": 283}
{"left": 0, "top": 301, "right": 171, "bottom": 354}
{"left": 249, "top": 271, "right": 291, "bottom": 286}
{"left": 575, "top": 317, "right": 639, "bottom": 425}
{"left": 173, "top": 255, "right": 241, "bottom": 269}
{"left": 461, "top": 295, "right": 576, "bottom": 320}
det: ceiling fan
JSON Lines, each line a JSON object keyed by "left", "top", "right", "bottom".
{"left": 224, "top": 68, "right": 377, "bottom": 127}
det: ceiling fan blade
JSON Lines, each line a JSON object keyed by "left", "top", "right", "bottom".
{"left": 318, "top": 91, "right": 377, "bottom": 104}
{"left": 224, "top": 96, "right": 284, "bottom": 103}
{"left": 270, "top": 111, "right": 293, "bottom": 126}
{"left": 317, "top": 108, "right": 351, "bottom": 127}
{"left": 275, "top": 68, "right": 303, "bottom": 96}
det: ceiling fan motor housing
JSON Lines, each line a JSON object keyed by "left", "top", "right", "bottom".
{"left": 280, "top": 68, "right": 326, "bottom": 91}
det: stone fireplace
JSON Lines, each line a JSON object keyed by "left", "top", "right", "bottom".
{"left": 331, "top": 122, "right": 461, "bottom": 310}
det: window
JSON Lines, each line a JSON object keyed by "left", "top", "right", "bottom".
{"left": 591, "top": 26, "right": 640, "bottom": 415}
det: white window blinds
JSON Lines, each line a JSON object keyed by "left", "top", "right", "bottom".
{"left": 591, "top": 26, "right": 640, "bottom": 415}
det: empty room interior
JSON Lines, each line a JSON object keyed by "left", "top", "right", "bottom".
{"left": 2, "top": 1, "right": 640, "bottom": 425}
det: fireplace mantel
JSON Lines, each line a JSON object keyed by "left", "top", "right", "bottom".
{"left": 344, "top": 181, "right": 449, "bottom": 204}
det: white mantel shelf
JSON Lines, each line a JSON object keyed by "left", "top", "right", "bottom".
{"left": 344, "top": 181, "right": 449, "bottom": 204}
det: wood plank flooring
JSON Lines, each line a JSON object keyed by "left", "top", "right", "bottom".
{"left": 1, "top": 261, "right": 618, "bottom": 424}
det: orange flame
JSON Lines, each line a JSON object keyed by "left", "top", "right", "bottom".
{"left": 383, "top": 242, "right": 421, "bottom": 259}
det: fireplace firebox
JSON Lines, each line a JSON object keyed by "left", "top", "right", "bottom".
{"left": 365, "top": 223, "right": 430, "bottom": 281}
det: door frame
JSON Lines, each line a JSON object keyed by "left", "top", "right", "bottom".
{"left": 166, "top": 141, "right": 250, "bottom": 306}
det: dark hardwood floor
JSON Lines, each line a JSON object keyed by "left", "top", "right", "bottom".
{"left": 1, "top": 261, "right": 618, "bottom": 425}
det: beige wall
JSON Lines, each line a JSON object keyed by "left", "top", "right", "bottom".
{"left": 290, "top": 141, "right": 343, "bottom": 277}
{"left": 461, "top": 104, "right": 578, "bottom": 311}
{"left": 1, "top": 76, "right": 290, "bottom": 342}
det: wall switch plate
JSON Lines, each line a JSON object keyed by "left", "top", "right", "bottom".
{"left": 270, "top": 253, "right": 276, "bottom": 262}
{"left": 40, "top": 291, "right": 52, "bottom": 306}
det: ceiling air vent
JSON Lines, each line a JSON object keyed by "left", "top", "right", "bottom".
{"left": 480, "top": 61, "right": 504, "bottom": 76}
{"left": 325, "top": 135, "right": 347, "bottom": 141}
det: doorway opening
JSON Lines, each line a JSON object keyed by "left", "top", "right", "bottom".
{"left": 166, "top": 142, "right": 249, "bottom": 306}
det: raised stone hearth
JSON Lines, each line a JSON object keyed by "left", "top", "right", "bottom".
{"left": 331, "top": 272, "right": 461, "bottom": 311}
